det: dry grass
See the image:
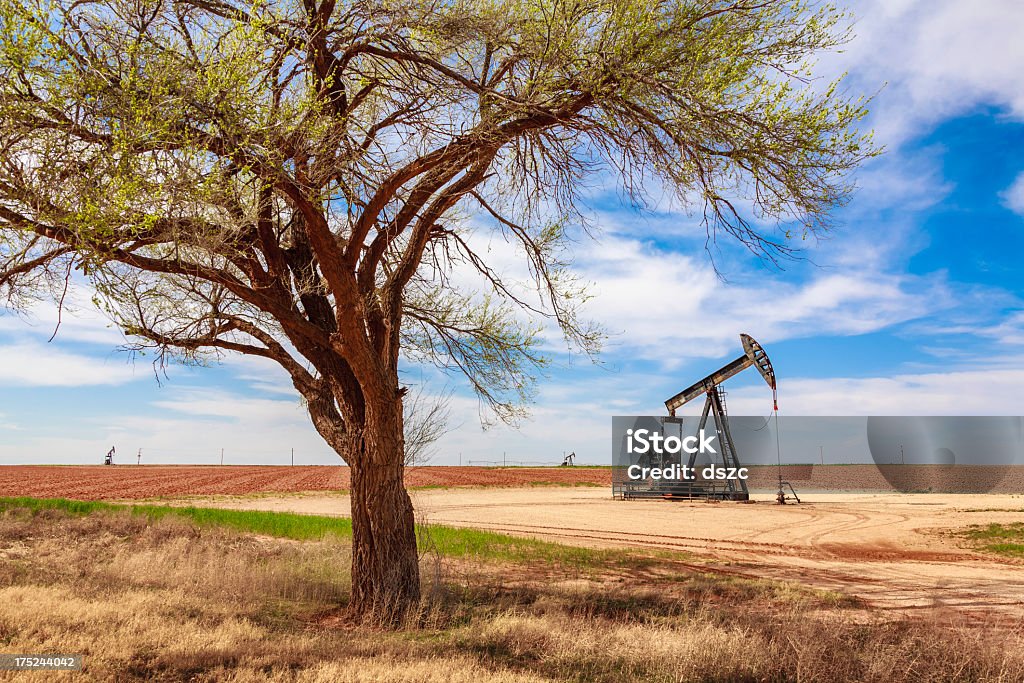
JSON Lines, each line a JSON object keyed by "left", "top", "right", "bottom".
{"left": 1, "top": 505, "right": 1023, "bottom": 682}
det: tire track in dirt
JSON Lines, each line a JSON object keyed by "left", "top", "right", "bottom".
{"left": 435, "top": 518, "right": 815, "bottom": 559}
{"left": 426, "top": 509, "right": 1024, "bottom": 616}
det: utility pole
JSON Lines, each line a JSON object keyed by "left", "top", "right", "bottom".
{"left": 819, "top": 446, "right": 823, "bottom": 466}
{"left": 900, "top": 443, "right": 905, "bottom": 465}
{"left": 220, "top": 448, "right": 224, "bottom": 466}
{"left": 291, "top": 448, "right": 294, "bottom": 466}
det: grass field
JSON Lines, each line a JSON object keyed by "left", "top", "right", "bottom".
{"left": 2, "top": 497, "right": 1024, "bottom": 681}
{"left": 0, "top": 497, "right": 642, "bottom": 568}
{"left": 961, "top": 522, "right": 1024, "bottom": 557}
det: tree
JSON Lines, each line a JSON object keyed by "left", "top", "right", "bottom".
{"left": 0, "top": 0, "right": 875, "bottom": 623}
{"left": 403, "top": 383, "right": 454, "bottom": 466}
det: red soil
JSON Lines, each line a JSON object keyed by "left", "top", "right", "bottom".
{"left": 0, "top": 465, "right": 610, "bottom": 500}
{"left": 0, "top": 464, "right": 1019, "bottom": 501}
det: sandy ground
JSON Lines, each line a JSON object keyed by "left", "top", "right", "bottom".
{"left": 153, "top": 487, "right": 1024, "bottom": 620}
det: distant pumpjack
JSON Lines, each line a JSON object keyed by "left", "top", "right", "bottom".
{"left": 663, "top": 334, "right": 777, "bottom": 501}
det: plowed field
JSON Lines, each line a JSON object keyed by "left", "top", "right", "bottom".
{"left": 0, "top": 465, "right": 610, "bottom": 500}
{"left": 2, "top": 464, "right": 1021, "bottom": 500}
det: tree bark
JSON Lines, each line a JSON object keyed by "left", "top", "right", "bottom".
{"left": 346, "top": 398, "right": 420, "bottom": 625}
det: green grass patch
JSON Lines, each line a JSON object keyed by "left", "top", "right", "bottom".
{"left": 0, "top": 496, "right": 351, "bottom": 540}
{"left": 982, "top": 543, "right": 1024, "bottom": 557}
{"left": 962, "top": 522, "right": 1024, "bottom": 540}
{"left": 959, "top": 522, "right": 1024, "bottom": 557}
{"left": 0, "top": 496, "right": 661, "bottom": 570}
{"left": 0, "top": 496, "right": 113, "bottom": 516}
{"left": 418, "top": 524, "right": 651, "bottom": 569}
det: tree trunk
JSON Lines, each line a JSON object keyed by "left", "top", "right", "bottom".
{"left": 347, "top": 400, "right": 420, "bottom": 625}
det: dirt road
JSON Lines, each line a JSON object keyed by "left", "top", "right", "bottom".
{"left": 161, "top": 488, "right": 1024, "bottom": 619}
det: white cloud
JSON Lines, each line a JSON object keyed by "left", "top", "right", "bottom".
{"left": 151, "top": 387, "right": 305, "bottom": 421}
{"left": 0, "top": 342, "right": 139, "bottom": 386}
{"left": 909, "top": 303, "right": 1024, "bottom": 348}
{"left": 439, "top": 384, "right": 622, "bottom": 465}
{"left": 572, "top": 234, "right": 945, "bottom": 364}
{"left": 442, "top": 200, "right": 953, "bottom": 375}
{"left": 845, "top": 147, "right": 953, "bottom": 216}
{"left": 983, "top": 312, "right": 1024, "bottom": 346}
{"left": 437, "top": 358, "right": 1024, "bottom": 465}
{"left": 0, "top": 385, "right": 338, "bottom": 465}
{"left": 0, "top": 282, "right": 127, "bottom": 347}
{"left": 1000, "top": 172, "right": 1024, "bottom": 216}
{"left": 717, "top": 363, "right": 1024, "bottom": 416}
{"left": 833, "top": 0, "right": 1024, "bottom": 145}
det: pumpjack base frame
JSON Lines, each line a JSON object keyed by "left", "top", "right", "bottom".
{"left": 617, "top": 482, "right": 750, "bottom": 502}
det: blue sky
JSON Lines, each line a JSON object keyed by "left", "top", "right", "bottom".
{"left": 2, "top": 0, "right": 1024, "bottom": 466}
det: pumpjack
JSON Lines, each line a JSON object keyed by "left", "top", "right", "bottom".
{"left": 661, "top": 333, "right": 777, "bottom": 501}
